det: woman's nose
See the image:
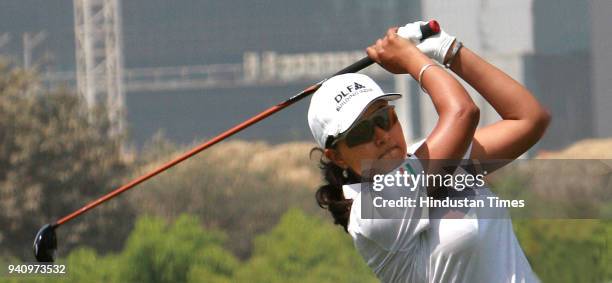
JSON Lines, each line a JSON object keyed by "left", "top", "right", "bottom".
{"left": 373, "top": 126, "right": 390, "bottom": 147}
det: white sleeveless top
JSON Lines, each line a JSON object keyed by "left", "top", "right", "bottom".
{"left": 342, "top": 144, "right": 540, "bottom": 283}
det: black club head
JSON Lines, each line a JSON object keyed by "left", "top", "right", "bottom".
{"left": 33, "top": 224, "right": 57, "bottom": 262}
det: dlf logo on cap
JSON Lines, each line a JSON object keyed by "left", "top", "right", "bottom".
{"left": 307, "top": 73, "right": 401, "bottom": 148}
{"left": 334, "top": 81, "right": 370, "bottom": 112}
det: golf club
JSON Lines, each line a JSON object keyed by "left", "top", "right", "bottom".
{"left": 33, "top": 20, "right": 440, "bottom": 262}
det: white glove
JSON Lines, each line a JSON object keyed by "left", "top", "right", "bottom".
{"left": 397, "top": 21, "right": 456, "bottom": 65}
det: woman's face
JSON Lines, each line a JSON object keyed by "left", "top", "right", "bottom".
{"left": 325, "top": 100, "right": 408, "bottom": 175}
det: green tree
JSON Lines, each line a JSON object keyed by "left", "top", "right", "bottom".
{"left": 119, "top": 214, "right": 239, "bottom": 283}
{"left": 0, "top": 61, "right": 133, "bottom": 260}
{"left": 233, "top": 208, "right": 378, "bottom": 283}
{"left": 513, "top": 219, "right": 611, "bottom": 283}
{"left": 53, "top": 248, "right": 120, "bottom": 283}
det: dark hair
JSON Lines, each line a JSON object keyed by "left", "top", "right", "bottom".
{"left": 310, "top": 147, "right": 360, "bottom": 233}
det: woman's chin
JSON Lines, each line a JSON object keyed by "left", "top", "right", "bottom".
{"left": 374, "top": 147, "right": 404, "bottom": 172}
{"left": 380, "top": 147, "right": 404, "bottom": 160}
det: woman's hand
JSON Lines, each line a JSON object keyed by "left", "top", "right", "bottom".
{"left": 366, "top": 27, "right": 426, "bottom": 75}
{"left": 398, "top": 21, "right": 456, "bottom": 65}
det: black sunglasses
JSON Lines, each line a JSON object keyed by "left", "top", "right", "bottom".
{"left": 328, "top": 105, "right": 398, "bottom": 148}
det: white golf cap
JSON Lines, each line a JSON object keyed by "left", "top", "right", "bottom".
{"left": 307, "top": 73, "right": 401, "bottom": 148}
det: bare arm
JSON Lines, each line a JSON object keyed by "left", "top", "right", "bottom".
{"left": 367, "top": 28, "right": 480, "bottom": 161}
{"left": 448, "top": 45, "right": 551, "bottom": 160}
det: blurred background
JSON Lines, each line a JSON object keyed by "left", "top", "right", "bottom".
{"left": 0, "top": 0, "right": 610, "bottom": 282}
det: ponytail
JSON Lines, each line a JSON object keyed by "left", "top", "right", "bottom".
{"left": 310, "top": 148, "right": 359, "bottom": 233}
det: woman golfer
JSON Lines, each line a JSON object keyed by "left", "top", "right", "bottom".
{"left": 307, "top": 22, "right": 549, "bottom": 283}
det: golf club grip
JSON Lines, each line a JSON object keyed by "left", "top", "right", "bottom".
{"left": 332, "top": 56, "right": 374, "bottom": 76}
{"left": 333, "top": 20, "right": 441, "bottom": 76}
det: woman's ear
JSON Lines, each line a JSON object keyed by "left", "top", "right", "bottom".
{"left": 324, "top": 148, "right": 348, "bottom": 169}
